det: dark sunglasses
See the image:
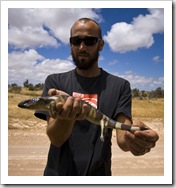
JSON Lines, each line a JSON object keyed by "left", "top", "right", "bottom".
{"left": 70, "top": 36, "right": 100, "bottom": 46}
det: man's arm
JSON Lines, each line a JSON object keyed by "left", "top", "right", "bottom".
{"left": 47, "top": 116, "right": 75, "bottom": 147}
{"left": 116, "top": 113, "right": 132, "bottom": 151}
{"left": 46, "top": 89, "right": 89, "bottom": 147}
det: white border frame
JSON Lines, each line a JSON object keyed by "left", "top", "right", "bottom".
{"left": 1, "top": 0, "right": 172, "bottom": 185}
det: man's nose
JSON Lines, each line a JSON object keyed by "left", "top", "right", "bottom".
{"left": 79, "top": 41, "right": 86, "bottom": 50}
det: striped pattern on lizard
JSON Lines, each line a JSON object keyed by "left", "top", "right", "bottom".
{"left": 18, "top": 95, "right": 149, "bottom": 141}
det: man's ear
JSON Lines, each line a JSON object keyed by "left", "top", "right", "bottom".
{"left": 99, "top": 40, "right": 104, "bottom": 51}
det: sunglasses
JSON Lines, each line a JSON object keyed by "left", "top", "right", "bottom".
{"left": 70, "top": 36, "right": 100, "bottom": 46}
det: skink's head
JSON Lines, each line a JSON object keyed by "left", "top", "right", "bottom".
{"left": 18, "top": 97, "right": 52, "bottom": 110}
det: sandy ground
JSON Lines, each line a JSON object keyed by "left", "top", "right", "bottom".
{"left": 8, "top": 118, "right": 164, "bottom": 176}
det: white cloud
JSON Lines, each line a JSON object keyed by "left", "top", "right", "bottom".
{"left": 8, "top": 49, "right": 44, "bottom": 69}
{"left": 8, "top": 49, "right": 75, "bottom": 85}
{"left": 152, "top": 55, "right": 162, "bottom": 63}
{"left": 8, "top": 26, "right": 59, "bottom": 49}
{"left": 112, "top": 71, "right": 164, "bottom": 91}
{"left": 8, "top": 8, "right": 102, "bottom": 49}
{"left": 108, "top": 60, "right": 118, "bottom": 66}
{"left": 99, "top": 55, "right": 104, "bottom": 61}
{"left": 8, "top": 8, "right": 102, "bottom": 85}
{"left": 67, "top": 55, "right": 75, "bottom": 61}
{"left": 103, "top": 8, "right": 164, "bottom": 53}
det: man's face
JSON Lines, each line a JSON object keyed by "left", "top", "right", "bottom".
{"left": 71, "top": 41, "right": 100, "bottom": 70}
{"left": 70, "top": 21, "right": 104, "bottom": 70}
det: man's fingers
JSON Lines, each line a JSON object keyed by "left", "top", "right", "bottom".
{"left": 47, "top": 89, "right": 90, "bottom": 121}
{"left": 54, "top": 96, "right": 89, "bottom": 121}
{"left": 48, "top": 88, "right": 69, "bottom": 97}
{"left": 48, "top": 88, "right": 58, "bottom": 96}
{"left": 134, "top": 129, "right": 159, "bottom": 142}
{"left": 57, "top": 97, "right": 74, "bottom": 119}
{"left": 76, "top": 103, "right": 90, "bottom": 120}
{"left": 132, "top": 120, "right": 159, "bottom": 142}
{"left": 69, "top": 98, "right": 82, "bottom": 118}
{"left": 129, "top": 146, "right": 151, "bottom": 156}
{"left": 124, "top": 131, "right": 157, "bottom": 156}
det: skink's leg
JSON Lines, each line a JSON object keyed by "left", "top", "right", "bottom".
{"left": 49, "top": 101, "right": 57, "bottom": 119}
{"left": 100, "top": 119, "right": 105, "bottom": 141}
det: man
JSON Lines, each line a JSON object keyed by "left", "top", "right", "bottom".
{"left": 35, "top": 18, "right": 159, "bottom": 176}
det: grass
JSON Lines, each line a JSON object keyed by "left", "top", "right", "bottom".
{"left": 20, "top": 87, "right": 43, "bottom": 96}
{"left": 8, "top": 91, "right": 164, "bottom": 123}
{"left": 9, "top": 94, "right": 36, "bottom": 120}
{"left": 132, "top": 98, "right": 164, "bottom": 120}
{"left": 8, "top": 88, "right": 43, "bottom": 120}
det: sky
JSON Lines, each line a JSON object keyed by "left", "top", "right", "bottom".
{"left": 8, "top": 8, "right": 164, "bottom": 91}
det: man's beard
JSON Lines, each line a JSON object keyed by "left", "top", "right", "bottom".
{"left": 71, "top": 50, "right": 99, "bottom": 70}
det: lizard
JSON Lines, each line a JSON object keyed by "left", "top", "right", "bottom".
{"left": 18, "top": 95, "right": 149, "bottom": 141}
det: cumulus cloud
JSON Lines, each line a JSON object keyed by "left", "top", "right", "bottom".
{"left": 103, "top": 8, "right": 164, "bottom": 53}
{"left": 9, "top": 26, "right": 59, "bottom": 49}
{"left": 112, "top": 71, "right": 164, "bottom": 91}
{"left": 8, "top": 8, "right": 102, "bottom": 85}
{"left": 8, "top": 49, "right": 75, "bottom": 85}
{"left": 8, "top": 8, "right": 102, "bottom": 49}
{"left": 7, "top": 8, "right": 163, "bottom": 91}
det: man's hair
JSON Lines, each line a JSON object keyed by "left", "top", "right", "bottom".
{"left": 71, "top": 17, "right": 102, "bottom": 39}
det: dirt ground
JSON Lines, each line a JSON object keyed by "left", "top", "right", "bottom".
{"left": 8, "top": 118, "right": 164, "bottom": 176}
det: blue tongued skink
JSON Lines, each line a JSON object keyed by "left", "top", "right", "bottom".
{"left": 18, "top": 95, "right": 149, "bottom": 141}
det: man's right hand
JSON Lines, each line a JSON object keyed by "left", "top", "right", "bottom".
{"left": 48, "top": 88, "right": 89, "bottom": 121}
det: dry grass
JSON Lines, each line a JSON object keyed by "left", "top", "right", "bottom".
{"left": 20, "top": 87, "right": 42, "bottom": 96}
{"left": 8, "top": 88, "right": 42, "bottom": 120}
{"left": 8, "top": 94, "right": 36, "bottom": 120}
{"left": 8, "top": 93, "right": 45, "bottom": 129}
{"left": 132, "top": 98, "right": 164, "bottom": 120}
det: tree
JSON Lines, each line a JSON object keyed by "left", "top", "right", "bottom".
{"left": 140, "top": 90, "right": 148, "bottom": 98}
{"left": 23, "top": 79, "right": 29, "bottom": 88}
{"left": 132, "top": 88, "right": 140, "bottom": 98}
{"left": 34, "top": 83, "right": 44, "bottom": 90}
{"left": 8, "top": 83, "right": 22, "bottom": 93}
{"left": 154, "top": 87, "right": 164, "bottom": 98}
{"left": 28, "top": 83, "right": 34, "bottom": 91}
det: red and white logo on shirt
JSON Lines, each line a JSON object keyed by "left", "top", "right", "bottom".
{"left": 72, "top": 92, "right": 98, "bottom": 109}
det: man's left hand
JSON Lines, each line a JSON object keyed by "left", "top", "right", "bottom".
{"left": 124, "top": 121, "right": 159, "bottom": 156}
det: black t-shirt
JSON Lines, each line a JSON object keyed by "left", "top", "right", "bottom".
{"left": 35, "top": 68, "right": 132, "bottom": 176}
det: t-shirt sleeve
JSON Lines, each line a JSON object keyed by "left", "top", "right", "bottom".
{"left": 114, "top": 80, "right": 132, "bottom": 121}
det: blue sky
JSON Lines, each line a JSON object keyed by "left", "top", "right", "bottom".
{"left": 8, "top": 8, "right": 164, "bottom": 91}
